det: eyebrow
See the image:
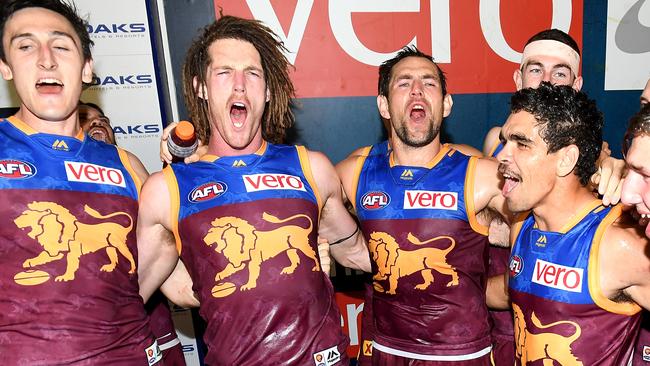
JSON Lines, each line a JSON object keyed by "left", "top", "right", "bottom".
{"left": 508, "top": 132, "right": 534, "bottom": 144}
{"left": 394, "top": 73, "right": 438, "bottom": 82}
{"left": 522, "top": 61, "right": 572, "bottom": 72}
{"left": 10, "top": 30, "right": 77, "bottom": 45}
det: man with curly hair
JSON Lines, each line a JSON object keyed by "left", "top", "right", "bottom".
{"left": 137, "top": 15, "right": 370, "bottom": 365}
{"left": 502, "top": 83, "right": 650, "bottom": 364}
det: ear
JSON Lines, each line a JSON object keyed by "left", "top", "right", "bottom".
{"left": 377, "top": 95, "right": 390, "bottom": 120}
{"left": 572, "top": 75, "right": 583, "bottom": 91}
{"left": 442, "top": 94, "right": 453, "bottom": 118}
{"left": 266, "top": 87, "right": 270, "bottom": 102}
{"left": 0, "top": 59, "right": 13, "bottom": 81}
{"left": 513, "top": 69, "right": 523, "bottom": 91}
{"left": 81, "top": 58, "right": 94, "bottom": 84}
{"left": 556, "top": 144, "right": 579, "bottom": 178}
{"left": 193, "top": 76, "right": 207, "bottom": 100}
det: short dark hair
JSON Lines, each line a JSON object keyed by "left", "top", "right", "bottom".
{"left": 510, "top": 82, "right": 602, "bottom": 186}
{"left": 525, "top": 29, "right": 580, "bottom": 57}
{"left": 623, "top": 104, "right": 650, "bottom": 156}
{"left": 378, "top": 46, "right": 447, "bottom": 97}
{"left": 79, "top": 101, "right": 104, "bottom": 116}
{"left": 0, "top": 0, "right": 93, "bottom": 62}
{"left": 182, "top": 15, "right": 294, "bottom": 144}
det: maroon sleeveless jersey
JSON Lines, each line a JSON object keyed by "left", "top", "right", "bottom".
{"left": 354, "top": 144, "right": 492, "bottom": 360}
{"left": 167, "top": 143, "right": 348, "bottom": 365}
{"left": 0, "top": 117, "right": 158, "bottom": 365}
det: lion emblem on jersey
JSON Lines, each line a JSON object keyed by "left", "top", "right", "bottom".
{"left": 512, "top": 303, "right": 583, "bottom": 365}
{"left": 369, "top": 231, "right": 458, "bottom": 295}
{"left": 14, "top": 201, "right": 135, "bottom": 282}
{"left": 203, "top": 212, "right": 319, "bottom": 296}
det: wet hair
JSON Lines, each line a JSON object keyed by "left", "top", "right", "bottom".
{"left": 182, "top": 15, "right": 294, "bottom": 144}
{"left": 78, "top": 101, "right": 104, "bottom": 116}
{"left": 510, "top": 82, "right": 602, "bottom": 186}
{"left": 378, "top": 46, "right": 447, "bottom": 97}
{"left": 525, "top": 29, "right": 581, "bottom": 57}
{"left": 0, "top": 0, "right": 93, "bottom": 62}
{"left": 623, "top": 103, "right": 650, "bottom": 156}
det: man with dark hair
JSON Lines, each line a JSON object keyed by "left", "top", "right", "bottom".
{"left": 138, "top": 15, "right": 370, "bottom": 365}
{"left": 78, "top": 101, "right": 115, "bottom": 144}
{"left": 0, "top": 0, "right": 161, "bottom": 364}
{"left": 501, "top": 83, "right": 649, "bottom": 364}
{"left": 337, "top": 45, "right": 513, "bottom": 365}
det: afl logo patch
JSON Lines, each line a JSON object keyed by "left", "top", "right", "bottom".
{"left": 189, "top": 182, "right": 227, "bottom": 202}
{"left": 0, "top": 159, "right": 36, "bottom": 179}
{"left": 361, "top": 191, "right": 390, "bottom": 210}
{"left": 509, "top": 255, "right": 523, "bottom": 277}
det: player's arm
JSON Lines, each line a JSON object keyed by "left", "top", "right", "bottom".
{"left": 161, "top": 259, "right": 200, "bottom": 308}
{"left": 486, "top": 273, "right": 509, "bottom": 309}
{"left": 473, "top": 157, "right": 512, "bottom": 222}
{"left": 600, "top": 216, "right": 650, "bottom": 310}
{"left": 482, "top": 126, "right": 502, "bottom": 157}
{"left": 309, "top": 150, "right": 370, "bottom": 272}
{"left": 159, "top": 121, "right": 208, "bottom": 164}
{"left": 126, "top": 150, "right": 149, "bottom": 183}
{"left": 137, "top": 172, "right": 186, "bottom": 304}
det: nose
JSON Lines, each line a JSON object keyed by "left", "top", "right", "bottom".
{"left": 38, "top": 46, "right": 57, "bottom": 70}
{"left": 621, "top": 172, "right": 643, "bottom": 205}
{"left": 410, "top": 80, "right": 423, "bottom": 97}
{"left": 233, "top": 70, "right": 245, "bottom": 93}
{"left": 542, "top": 71, "right": 552, "bottom": 83}
{"left": 495, "top": 140, "right": 511, "bottom": 164}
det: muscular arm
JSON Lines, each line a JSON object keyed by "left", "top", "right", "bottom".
{"left": 450, "top": 143, "right": 482, "bottom": 156}
{"left": 137, "top": 172, "right": 193, "bottom": 305}
{"left": 600, "top": 214, "right": 650, "bottom": 310}
{"left": 309, "top": 150, "right": 370, "bottom": 272}
{"left": 482, "top": 126, "right": 502, "bottom": 157}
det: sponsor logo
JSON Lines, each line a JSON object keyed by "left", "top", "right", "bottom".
{"left": 144, "top": 340, "right": 162, "bottom": 365}
{"left": 400, "top": 169, "right": 414, "bottom": 180}
{"left": 182, "top": 344, "right": 196, "bottom": 353}
{"left": 509, "top": 255, "right": 523, "bottom": 278}
{"left": 615, "top": 1, "right": 650, "bottom": 54}
{"left": 532, "top": 259, "right": 583, "bottom": 293}
{"left": 312, "top": 346, "right": 341, "bottom": 366}
{"left": 403, "top": 190, "right": 457, "bottom": 210}
{"left": 535, "top": 234, "right": 547, "bottom": 247}
{"left": 87, "top": 23, "right": 146, "bottom": 34}
{"left": 363, "top": 340, "right": 373, "bottom": 356}
{"left": 113, "top": 124, "right": 161, "bottom": 136}
{"left": 361, "top": 191, "right": 390, "bottom": 210}
{"left": 91, "top": 74, "right": 153, "bottom": 87}
{"left": 189, "top": 182, "right": 227, "bottom": 202}
{"left": 232, "top": 159, "right": 247, "bottom": 167}
{"left": 643, "top": 345, "right": 650, "bottom": 361}
{"left": 243, "top": 174, "right": 306, "bottom": 192}
{"left": 52, "top": 139, "right": 69, "bottom": 151}
{"left": 64, "top": 161, "right": 126, "bottom": 188}
{"left": 0, "top": 159, "right": 36, "bottom": 179}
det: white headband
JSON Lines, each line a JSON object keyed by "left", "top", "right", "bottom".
{"left": 521, "top": 39, "right": 581, "bottom": 76}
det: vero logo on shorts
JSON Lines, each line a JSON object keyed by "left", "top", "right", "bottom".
{"left": 532, "top": 259, "right": 583, "bottom": 293}
{"left": 65, "top": 161, "right": 126, "bottom": 187}
{"left": 243, "top": 174, "right": 306, "bottom": 192}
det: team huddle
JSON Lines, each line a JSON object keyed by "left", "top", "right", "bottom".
{"left": 1, "top": 0, "right": 650, "bottom": 365}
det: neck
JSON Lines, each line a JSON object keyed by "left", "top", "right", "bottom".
{"left": 390, "top": 136, "right": 442, "bottom": 167}
{"left": 532, "top": 183, "right": 598, "bottom": 232}
{"left": 207, "top": 133, "right": 264, "bottom": 157}
{"left": 15, "top": 107, "right": 80, "bottom": 137}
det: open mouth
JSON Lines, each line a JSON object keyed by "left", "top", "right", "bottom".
{"left": 36, "top": 78, "right": 63, "bottom": 94}
{"left": 89, "top": 127, "right": 109, "bottom": 142}
{"left": 499, "top": 165, "right": 521, "bottom": 196}
{"left": 230, "top": 102, "right": 247, "bottom": 128}
{"left": 409, "top": 104, "right": 426, "bottom": 122}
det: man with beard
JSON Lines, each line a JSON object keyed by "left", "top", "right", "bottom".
{"left": 337, "top": 46, "right": 511, "bottom": 365}
{"left": 502, "top": 83, "right": 649, "bottom": 364}
{"left": 78, "top": 101, "right": 115, "bottom": 144}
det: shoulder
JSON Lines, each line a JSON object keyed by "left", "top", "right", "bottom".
{"left": 602, "top": 211, "right": 647, "bottom": 253}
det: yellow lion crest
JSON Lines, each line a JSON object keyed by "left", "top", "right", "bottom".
{"left": 203, "top": 212, "right": 319, "bottom": 294}
{"left": 512, "top": 303, "right": 583, "bottom": 365}
{"left": 14, "top": 201, "right": 135, "bottom": 282}
{"left": 368, "top": 231, "right": 458, "bottom": 295}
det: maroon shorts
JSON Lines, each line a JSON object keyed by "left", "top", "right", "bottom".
{"left": 490, "top": 335, "right": 514, "bottom": 366}
{"left": 161, "top": 343, "right": 186, "bottom": 366}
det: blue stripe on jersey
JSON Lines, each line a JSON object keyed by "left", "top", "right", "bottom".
{"left": 509, "top": 204, "right": 612, "bottom": 305}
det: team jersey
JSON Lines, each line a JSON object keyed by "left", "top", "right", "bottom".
{"left": 353, "top": 142, "right": 491, "bottom": 360}
{"left": 166, "top": 141, "right": 348, "bottom": 366}
{"left": 0, "top": 116, "right": 159, "bottom": 365}
{"left": 509, "top": 201, "right": 641, "bottom": 365}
